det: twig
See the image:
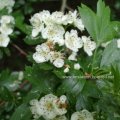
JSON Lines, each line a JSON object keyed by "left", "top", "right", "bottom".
{"left": 11, "top": 43, "right": 27, "bottom": 56}
{"left": 66, "top": 5, "right": 74, "bottom": 12}
{"left": 61, "top": 0, "right": 67, "bottom": 12}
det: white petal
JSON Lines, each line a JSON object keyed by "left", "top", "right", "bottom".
{"left": 0, "top": 34, "right": 10, "bottom": 47}
{"left": 117, "top": 39, "right": 120, "bottom": 48}
{"left": 33, "top": 52, "right": 47, "bottom": 63}
{"left": 53, "top": 58, "right": 64, "bottom": 68}
{"left": 74, "top": 63, "right": 81, "bottom": 70}
{"left": 74, "top": 18, "right": 84, "bottom": 31}
{"left": 32, "top": 29, "right": 40, "bottom": 37}
{"left": 64, "top": 67, "right": 69, "bottom": 73}
{"left": 68, "top": 52, "right": 77, "bottom": 61}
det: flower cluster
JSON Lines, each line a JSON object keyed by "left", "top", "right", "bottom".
{"left": 30, "top": 94, "right": 94, "bottom": 120}
{"left": 30, "top": 94, "right": 67, "bottom": 120}
{"left": 31, "top": 10, "right": 96, "bottom": 70}
{"left": 0, "top": 15, "right": 14, "bottom": 47}
{"left": 0, "top": 0, "right": 15, "bottom": 13}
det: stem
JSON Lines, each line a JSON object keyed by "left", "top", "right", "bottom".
{"left": 11, "top": 43, "right": 27, "bottom": 56}
{"left": 66, "top": 5, "right": 74, "bottom": 11}
{"left": 91, "top": 46, "right": 99, "bottom": 73}
{"left": 61, "top": 0, "right": 67, "bottom": 12}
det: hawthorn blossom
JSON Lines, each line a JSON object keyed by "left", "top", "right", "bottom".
{"left": 51, "top": 11, "right": 67, "bottom": 25}
{"left": 74, "top": 63, "right": 81, "bottom": 70}
{"left": 30, "top": 13, "right": 44, "bottom": 37}
{"left": 74, "top": 18, "right": 84, "bottom": 31}
{"left": 64, "top": 10, "right": 84, "bottom": 31}
{"left": 0, "top": 0, "right": 15, "bottom": 13}
{"left": 49, "top": 51, "right": 64, "bottom": 68}
{"left": 30, "top": 100, "right": 42, "bottom": 119}
{"left": 41, "top": 24, "right": 65, "bottom": 46}
{"left": 33, "top": 43, "right": 50, "bottom": 63}
{"left": 64, "top": 10, "right": 77, "bottom": 25}
{"left": 39, "top": 10, "right": 51, "bottom": 24}
{"left": 30, "top": 94, "right": 67, "bottom": 120}
{"left": 0, "top": 34, "right": 10, "bottom": 47}
{"left": 117, "top": 39, "right": 120, "bottom": 48}
{"left": 81, "top": 36, "right": 96, "bottom": 56}
{"left": 65, "top": 30, "right": 83, "bottom": 52}
{"left": 0, "top": 15, "right": 14, "bottom": 35}
{"left": 71, "top": 110, "right": 94, "bottom": 120}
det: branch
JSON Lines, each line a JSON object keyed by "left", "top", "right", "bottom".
{"left": 61, "top": 0, "right": 67, "bottom": 12}
{"left": 66, "top": 5, "right": 74, "bottom": 12}
{"left": 11, "top": 43, "right": 27, "bottom": 56}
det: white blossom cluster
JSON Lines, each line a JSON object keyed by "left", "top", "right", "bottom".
{"left": 30, "top": 94, "right": 67, "bottom": 120}
{"left": 31, "top": 10, "right": 96, "bottom": 70}
{"left": 0, "top": 0, "right": 15, "bottom": 13}
{"left": 0, "top": 15, "right": 14, "bottom": 47}
{"left": 30, "top": 94, "right": 94, "bottom": 120}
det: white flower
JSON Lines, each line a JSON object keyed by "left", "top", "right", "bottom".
{"left": 82, "top": 36, "right": 96, "bottom": 56}
{"left": 30, "top": 94, "right": 67, "bottom": 120}
{"left": 68, "top": 52, "right": 77, "bottom": 61}
{"left": 64, "top": 10, "right": 77, "bottom": 25}
{"left": 64, "top": 10, "right": 84, "bottom": 31}
{"left": 33, "top": 43, "right": 50, "bottom": 63}
{"left": 53, "top": 116, "right": 67, "bottom": 120}
{"left": 74, "top": 18, "right": 84, "bottom": 31}
{"left": 65, "top": 30, "right": 83, "bottom": 52}
{"left": 51, "top": 11, "right": 67, "bottom": 25}
{"left": 49, "top": 51, "right": 64, "bottom": 68}
{"left": 0, "top": 15, "right": 14, "bottom": 25}
{"left": 39, "top": 10, "right": 51, "bottom": 24}
{"left": 0, "top": 34, "right": 10, "bottom": 47}
{"left": 71, "top": 110, "right": 94, "bottom": 120}
{"left": 30, "top": 13, "right": 44, "bottom": 37}
{"left": 74, "top": 63, "right": 81, "bottom": 70}
{"left": 117, "top": 39, "right": 120, "bottom": 48}
{"left": 0, "top": 24, "right": 13, "bottom": 35}
{"left": 0, "top": 15, "right": 14, "bottom": 35}
{"left": 30, "top": 99, "right": 42, "bottom": 119}
{"left": 0, "top": 0, "right": 15, "bottom": 13}
{"left": 39, "top": 94, "right": 58, "bottom": 120}
{"left": 42, "top": 24, "right": 65, "bottom": 46}
{"left": 64, "top": 67, "right": 69, "bottom": 73}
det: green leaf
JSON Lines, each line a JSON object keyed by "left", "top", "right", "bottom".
{"left": 79, "top": 0, "right": 116, "bottom": 44}
{"left": 10, "top": 104, "right": 32, "bottom": 120}
{"left": 111, "top": 65, "right": 120, "bottom": 93}
{"left": 24, "top": 35, "right": 43, "bottom": 45}
{"left": 25, "top": 65, "right": 54, "bottom": 93}
{"left": 101, "top": 40, "right": 120, "bottom": 68}
{"left": 82, "top": 81, "right": 102, "bottom": 98}
{"left": 0, "top": 86, "right": 14, "bottom": 101}
{"left": 57, "top": 71, "right": 86, "bottom": 96}
{"left": 13, "top": 11, "right": 31, "bottom": 35}
{"left": 79, "top": 4, "right": 97, "bottom": 41}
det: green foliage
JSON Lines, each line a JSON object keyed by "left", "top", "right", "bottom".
{"left": 79, "top": 0, "right": 117, "bottom": 45}
{"left": 101, "top": 40, "right": 120, "bottom": 68}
